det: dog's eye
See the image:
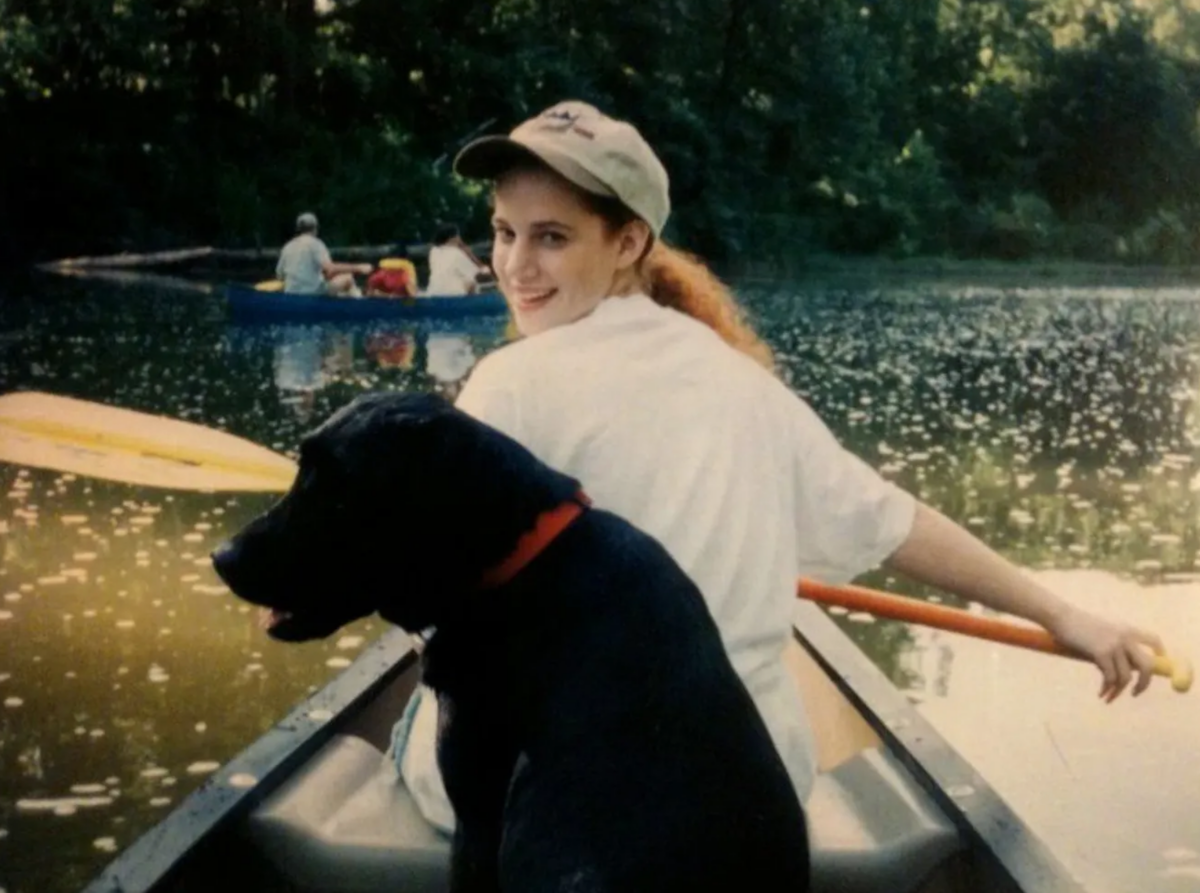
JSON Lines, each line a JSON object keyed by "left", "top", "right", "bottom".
{"left": 299, "top": 440, "right": 343, "bottom": 480}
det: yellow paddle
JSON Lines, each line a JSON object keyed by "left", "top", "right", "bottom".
{"left": 255, "top": 279, "right": 285, "bottom": 292}
{"left": 0, "top": 391, "right": 297, "bottom": 492}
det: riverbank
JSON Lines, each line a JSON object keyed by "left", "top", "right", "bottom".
{"left": 21, "top": 246, "right": 1200, "bottom": 294}
{"left": 730, "top": 254, "right": 1200, "bottom": 288}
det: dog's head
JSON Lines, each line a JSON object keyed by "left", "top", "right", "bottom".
{"left": 211, "top": 391, "right": 580, "bottom": 641}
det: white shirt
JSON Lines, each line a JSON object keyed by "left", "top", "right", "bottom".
{"left": 275, "top": 233, "right": 331, "bottom": 295}
{"left": 425, "top": 244, "right": 479, "bottom": 296}
{"left": 398, "top": 293, "right": 915, "bottom": 827}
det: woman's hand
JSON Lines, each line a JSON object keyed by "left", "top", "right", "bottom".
{"left": 1044, "top": 603, "right": 1164, "bottom": 701}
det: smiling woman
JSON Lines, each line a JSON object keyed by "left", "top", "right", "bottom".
{"left": 390, "top": 99, "right": 1176, "bottom": 841}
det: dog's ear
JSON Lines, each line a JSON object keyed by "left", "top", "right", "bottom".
{"left": 397, "top": 405, "right": 580, "bottom": 577}
{"left": 316, "top": 392, "right": 579, "bottom": 608}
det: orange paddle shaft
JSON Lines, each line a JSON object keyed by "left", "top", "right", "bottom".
{"left": 796, "top": 577, "right": 1193, "bottom": 693}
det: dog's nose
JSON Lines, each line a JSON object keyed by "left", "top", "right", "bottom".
{"left": 210, "top": 540, "right": 240, "bottom": 585}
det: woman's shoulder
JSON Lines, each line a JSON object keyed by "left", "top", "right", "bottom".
{"left": 462, "top": 333, "right": 555, "bottom": 386}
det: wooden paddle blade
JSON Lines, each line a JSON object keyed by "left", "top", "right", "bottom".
{"left": 0, "top": 391, "right": 297, "bottom": 493}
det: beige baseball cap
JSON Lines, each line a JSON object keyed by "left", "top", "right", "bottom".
{"left": 453, "top": 100, "right": 671, "bottom": 238}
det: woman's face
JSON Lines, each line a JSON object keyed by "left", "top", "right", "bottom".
{"left": 491, "top": 167, "right": 647, "bottom": 337}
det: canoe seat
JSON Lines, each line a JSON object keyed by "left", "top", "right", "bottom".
{"left": 807, "top": 746, "right": 963, "bottom": 893}
{"left": 244, "top": 734, "right": 962, "bottom": 893}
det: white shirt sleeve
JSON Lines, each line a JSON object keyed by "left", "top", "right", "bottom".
{"left": 785, "top": 390, "right": 916, "bottom": 584}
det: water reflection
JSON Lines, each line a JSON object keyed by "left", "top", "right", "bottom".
{"left": 226, "top": 320, "right": 499, "bottom": 426}
{"left": 915, "top": 570, "right": 1200, "bottom": 893}
{"left": 2, "top": 272, "right": 1200, "bottom": 891}
{"left": 364, "top": 331, "right": 417, "bottom": 370}
{"left": 0, "top": 467, "right": 367, "bottom": 890}
{"left": 272, "top": 326, "right": 334, "bottom": 420}
{"left": 426, "top": 332, "right": 479, "bottom": 402}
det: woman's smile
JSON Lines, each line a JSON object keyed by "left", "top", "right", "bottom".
{"left": 511, "top": 287, "right": 558, "bottom": 311}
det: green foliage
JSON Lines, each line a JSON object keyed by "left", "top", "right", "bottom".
{"left": 1128, "top": 208, "right": 1196, "bottom": 264}
{"left": 2, "top": 0, "right": 1200, "bottom": 268}
{"left": 1025, "top": 2, "right": 1200, "bottom": 225}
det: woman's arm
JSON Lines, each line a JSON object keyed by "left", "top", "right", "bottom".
{"left": 883, "top": 501, "right": 1164, "bottom": 700}
{"left": 322, "top": 259, "right": 373, "bottom": 279}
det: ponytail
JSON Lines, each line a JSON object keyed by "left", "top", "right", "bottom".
{"left": 641, "top": 243, "right": 775, "bottom": 371}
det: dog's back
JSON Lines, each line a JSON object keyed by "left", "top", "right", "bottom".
{"left": 423, "top": 508, "right": 810, "bottom": 892}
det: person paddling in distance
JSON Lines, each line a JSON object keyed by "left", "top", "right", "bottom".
{"left": 425, "top": 223, "right": 491, "bottom": 295}
{"left": 390, "top": 99, "right": 1167, "bottom": 833}
{"left": 276, "top": 212, "right": 373, "bottom": 297}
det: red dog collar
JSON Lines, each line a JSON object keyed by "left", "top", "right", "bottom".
{"left": 479, "top": 492, "right": 591, "bottom": 588}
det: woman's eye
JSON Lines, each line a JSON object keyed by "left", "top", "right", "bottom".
{"left": 493, "top": 228, "right": 515, "bottom": 244}
{"left": 539, "top": 231, "right": 566, "bottom": 246}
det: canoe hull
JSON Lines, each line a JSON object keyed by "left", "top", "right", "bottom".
{"left": 81, "top": 604, "right": 1086, "bottom": 893}
{"left": 226, "top": 284, "right": 508, "bottom": 323}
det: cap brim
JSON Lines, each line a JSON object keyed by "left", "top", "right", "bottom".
{"left": 453, "top": 137, "right": 544, "bottom": 180}
{"left": 453, "top": 135, "right": 616, "bottom": 199}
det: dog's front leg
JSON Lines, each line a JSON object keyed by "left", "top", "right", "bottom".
{"left": 438, "top": 693, "right": 519, "bottom": 893}
{"left": 449, "top": 821, "right": 504, "bottom": 893}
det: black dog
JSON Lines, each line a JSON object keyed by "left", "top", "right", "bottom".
{"left": 212, "top": 392, "right": 809, "bottom": 893}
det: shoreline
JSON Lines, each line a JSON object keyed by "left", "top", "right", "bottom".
{"left": 727, "top": 255, "right": 1200, "bottom": 287}
{"left": 14, "top": 251, "right": 1200, "bottom": 293}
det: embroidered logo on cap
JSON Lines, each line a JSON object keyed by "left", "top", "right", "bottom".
{"left": 536, "top": 106, "right": 595, "bottom": 139}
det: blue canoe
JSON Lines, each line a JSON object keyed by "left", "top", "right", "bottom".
{"left": 226, "top": 284, "right": 508, "bottom": 323}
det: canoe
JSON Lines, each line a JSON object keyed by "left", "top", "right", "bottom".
{"left": 226, "top": 284, "right": 508, "bottom": 323}
{"left": 80, "top": 601, "right": 1086, "bottom": 893}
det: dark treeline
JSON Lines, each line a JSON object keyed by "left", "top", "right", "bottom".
{"left": 2, "top": 0, "right": 1200, "bottom": 268}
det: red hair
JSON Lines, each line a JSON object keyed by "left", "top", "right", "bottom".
{"left": 577, "top": 190, "right": 775, "bottom": 370}
{"left": 639, "top": 242, "right": 774, "bottom": 370}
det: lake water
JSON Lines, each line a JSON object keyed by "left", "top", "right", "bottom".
{"left": 1, "top": 271, "right": 1198, "bottom": 892}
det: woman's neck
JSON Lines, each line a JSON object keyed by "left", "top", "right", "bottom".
{"left": 606, "top": 268, "right": 648, "bottom": 299}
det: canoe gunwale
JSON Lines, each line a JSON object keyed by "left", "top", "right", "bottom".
{"left": 791, "top": 600, "right": 1088, "bottom": 893}
{"left": 80, "top": 629, "right": 420, "bottom": 893}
